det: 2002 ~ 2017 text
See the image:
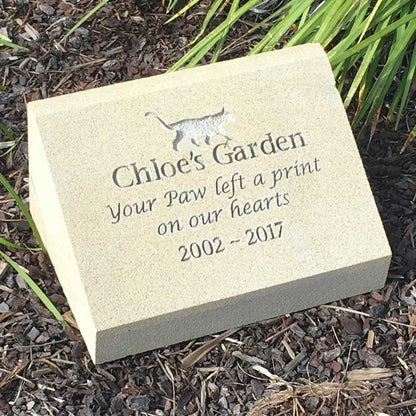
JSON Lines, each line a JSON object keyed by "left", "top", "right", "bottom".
{"left": 178, "top": 221, "right": 283, "bottom": 262}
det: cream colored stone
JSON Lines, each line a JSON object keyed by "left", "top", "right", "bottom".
{"left": 28, "top": 44, "right": 391, "bottom": 364}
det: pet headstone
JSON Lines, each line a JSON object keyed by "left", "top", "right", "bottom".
{"left": 28, "top": 44, "right": 391, "bottom": 363}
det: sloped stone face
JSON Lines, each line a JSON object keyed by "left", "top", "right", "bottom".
{"left": 28, "top": 43, "right": 391, "bottom": 364}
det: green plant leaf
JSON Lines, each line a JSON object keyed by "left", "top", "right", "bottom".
{"left": 400, "top": 123, "right": 415, "bottom": 153}
{"left": 60, "top": 0, "right": 109, "bottom": 42}
{"left": 211, "top": 0, "right": 240, "bottom": 63}
{"left": 165, "top": 0, "right": 203, "bottom": 24}
{"left": 0, "top": 120, "right": 23, "bottom": 158}
{"left": 168, "top": 0, "right": 416, "bottom": 135}
{"left": 0, "top": 33, "right": 28, "bottom": 51}
{"left": 167, "top": 0, "right": 181, "bottom": 13}
{"left": 328, "top": 11, "right": 416, "bottom": 66}
{"left": 312, "top": 0, "right": 353, "bottom": 45}
{"left": 168, "top": 0, "right": 262, "bottom": 72}
{"left": 284, "top": 1, "right": 336, "bottom": 47}
{"left": 0, "top": 120, "right": 15, "bottom": 141}
{"left": 343, "top": 15, "right": 391, "bottom": 108}
{"left": 190, "top": 0, "right": 228, "bottom": 45}
{"left": 391, "top": 39, "right": 416, "bottom": 129}
{"left": 0, "top": 237, "right": 26, "bottom": 250}
{"left": 0, "top": 236, "right": 41, "bottom": 252}
{"left": 0, "top": 250, "right": 66, "bottom": 325}
{"left": 0, "top": 134, "right": 23, "bottom": 158}
{"left": 354, "top": 5, "right": 416, "bottom": 131}
{"left": 0, "top": 172, "right": 46, "bottom": 252}
{"left": 251, "top": 0, "right": 315, "bottom": 54}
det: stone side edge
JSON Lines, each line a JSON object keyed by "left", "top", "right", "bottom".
{"left": 95, "top": 254, "right": 391, "bottom": 364}
{"left": 28, "top": 106, "right": 99, "bottom": 361}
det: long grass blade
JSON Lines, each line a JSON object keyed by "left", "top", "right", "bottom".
{"left": 60, "top": 0, "right": 109, "bottom": 42}
{"left": 244, "top": 0, "right": 295, "bottom": 43}
{"left": 351, "top": 32, "right": 385, "bottom": 123}
{"left": 400, "top": 124, "right": 416, "bottom": 153}
{"left": 0, "top": 250, "right": 66, "bottom": 325}
{"left": 371, "top": 0, "right": 411, "bottom": 26}
{"left": 393, "top": 41, "right": 416, "bottom": 129}
{"left": 0, "top": 172, "right": 46, "bottom": 252}
{"left": 168, "top": 0, "right": 262, "bottom": 71}
{"left": 186, "top": 36, "right": 222, "bottom": 67}
{"left": 190, "top": 0, "right": 228, "bottom": 44}
{"left": 357, "top": 0, "right": 382, "bottom": 43}
{"left": 0, "top": 237, "right": 27, "bottom": 250}
{"left": 211, "top": 0, "right": 240, "bottom": 62}
{"left": 335, "top": 0, "right": 372, "bottom": 93}
{"left": 312, "top": 0, "right": 352, "bottom": 45}
{"left": 355, "top": 11, "right": 416, "bottom": 131}
{"left": 0, "top": 120, "right": 23, "bottom": 158}
{"left": 328, "top": 0, "right": 396, "bottom": 66}
{"left": 0, "top": 135, "right": 23, "bottom": 158}
{"left": 168, "top": 0, "right": 416, "bottom": 136}
{"left": 343, "top": 16, "right": 391, "bottom": 108}
{"left": 331, "top": 0, "right": 372, "bottom": 57}
{"left": 0, "top": 236, "right": 41, "bottom": 252}
{"left": 297, "top": 3, "right": 311, "bottom": 30}
{"left": 320, "top": 1, "right": 364, "bottom": 49}
{"left": 329, "top": 11, "right": 416, "bottom": 66}
{"left": 285, "top": 1, "right": 335, "bottom": 47}
{"left": 250, "top": 0, "right": 314, "bottom": 54}
{"left": 167, "top": 0, "right": 181, "bottom": 13}
{"left": 0, "top": 120, "right": 15, "bottom": 141}
{"left": 0, "top": 33, "right": 28, "bottom": 51}
{"left": 386, "top": 2, "right": 411, "bottom": 123}
{"left": 165, "top": 0, "right": 203, "bottom": 24}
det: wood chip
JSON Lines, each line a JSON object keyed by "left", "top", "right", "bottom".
{"left": 63, "top": 310, "right": 79, "bottom": 329}
{"left": 322, "top": 305, "right": 416, "bottom": 331}
{"left": 408, "top": 305, "right": 416, "bottom": 338}
{"left": 265, "top": 325, "right": 291, "bottom": 342}
{"left": 0, "top": 313, "right": 27, "bottom": 329}
{"left": 0, "top": 141, "right": 14, "bottom": 150}
{"left": 181, "top": 328, "right": 239, "bottom": 369}
{"left": 281, "top": 338, "right": 296, "bottom": 359}
{"left": 400, "top": 128, "right": 415, "bottom": 154}
{"left": 0, "top": 360, "right": 30, "bottom": 388}
{"left": 0, "top": 261, "right": 9, "bottom": 279}
{"left": 0, "top": 284, "right": 13, "bottom": 294}
{"left": 38, "top": 358, "right": 65, "bottom": 377}
{"left": 285, "top": 351, "right": 307, "bottom": 373}
{"left": 346, "top": 368, "right": 396, "bottom": 381}
{"left": 24, "top": 23, "right": 39, "bottom": 40}
{"left": 397, "top": 356, "right": 409, "bottom": 371}
{"left": 366, "top": 329, "right": 375, "bottom": 349}
{"left": 232, "top": 351, "right": 265, "bottom": 365}
{"left": 252, "top": 365, "right": 287, "bottom": 384}
{"left": 385, "top": 399, "right": 416, "bottom": 410}
{"left": 31, "top": 368, "right": 54, "bottom": 378}
{"left": 371, "top": 291, "right": 384, "bottom": 301}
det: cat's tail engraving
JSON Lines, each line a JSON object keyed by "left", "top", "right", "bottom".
{"left": 145, "top": 112, "right": 173, "bottom": 130}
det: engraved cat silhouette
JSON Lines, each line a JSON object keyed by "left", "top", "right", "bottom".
{"left": 145, "top": 107, "right": 234, "bottom": 151}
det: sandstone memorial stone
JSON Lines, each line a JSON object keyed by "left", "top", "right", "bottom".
{"left": 28, "top": 44, "right": 391, "bottom": 364}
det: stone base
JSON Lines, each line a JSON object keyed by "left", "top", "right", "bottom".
{"left": 28, "top": 44, "right": 391, "bottom": 363}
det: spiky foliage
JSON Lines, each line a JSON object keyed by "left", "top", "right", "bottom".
{"left": 167, "top": 0, "right": 416, "bottom": 141}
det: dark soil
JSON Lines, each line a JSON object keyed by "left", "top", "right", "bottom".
{"left": 1, "top": 1, "right": 416, "bottom": 415}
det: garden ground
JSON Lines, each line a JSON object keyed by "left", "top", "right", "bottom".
{"left": 1, "top": 1, "right": 416, "bottom": 414}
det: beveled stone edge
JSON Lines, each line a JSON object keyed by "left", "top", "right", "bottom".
{"left": 94, "top": 254, "right": 391, "bottom": 363}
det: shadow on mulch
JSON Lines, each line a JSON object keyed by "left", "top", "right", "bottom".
{"left": 1, "top": 0, "right": 416, "bottom": 415}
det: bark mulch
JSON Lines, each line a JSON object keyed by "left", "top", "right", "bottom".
{"left": 1, "top": 1, "right": 416, "bottom": 415}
